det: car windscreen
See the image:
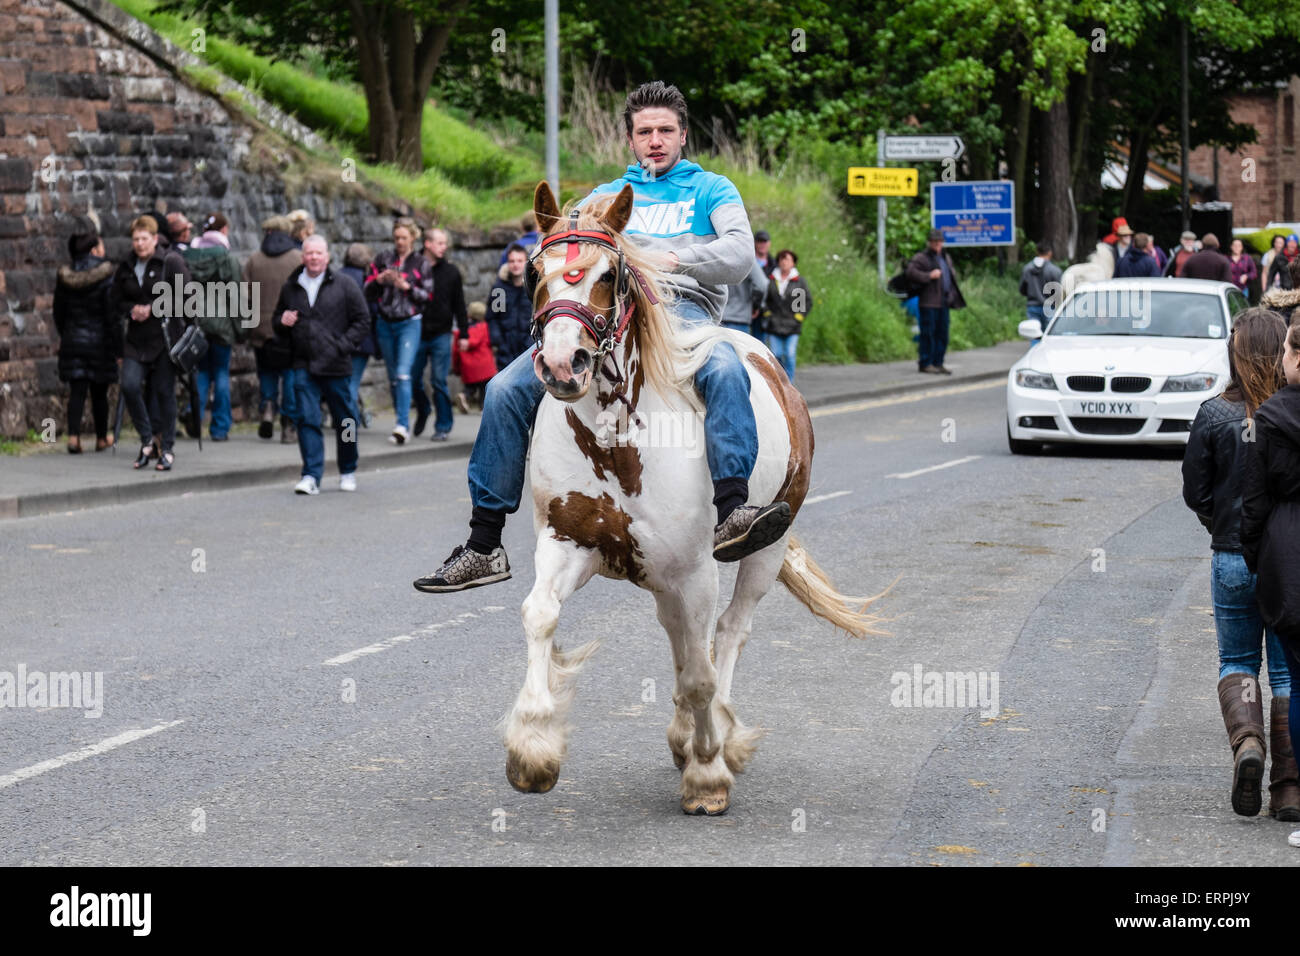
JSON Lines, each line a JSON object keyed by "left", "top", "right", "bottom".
{"left": 1049, "top": 290, "right": 1226, "bottom": 338}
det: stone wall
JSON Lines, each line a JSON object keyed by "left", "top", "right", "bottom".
{"left": 0, "top": 0, "right": 515, "bottom": 437}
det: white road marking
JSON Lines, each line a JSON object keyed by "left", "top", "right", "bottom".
{"left": 810, "top": 380, "right": 1001, "bottom": 418}
{"left": 887, "top": 455, "right": 982, "bottom": 480}
{"left": 803, "top": 490, "right": 852, "bottom": 505}
{"left": 323, "top": 607, "right": 506, "bottom": 666}
{"left": 0, "top": 720, "right": 184, "bottom": 791}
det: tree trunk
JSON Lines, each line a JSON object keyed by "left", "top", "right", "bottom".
{"left": 1039, "top": 98, "right": 1072, "bottom": 260}
{"left": 349, "top": 0, "right": 397, "bottom": 163}
{"left": 1122, "top": 127, "right": 1150, "bottom": 221}
{"left": 349, "top": 0, "right": 467, "bottom": 173}
{"left": 1009, "top": 90, "right": 1032, "bottom": 264}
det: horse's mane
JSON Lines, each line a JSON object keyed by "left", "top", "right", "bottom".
{"left": 537, "top": 196, "right": 751, "bottom": 403}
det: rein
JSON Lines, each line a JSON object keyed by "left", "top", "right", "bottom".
{"left": 529, "top": 222, "right": 658, "bottom": 424}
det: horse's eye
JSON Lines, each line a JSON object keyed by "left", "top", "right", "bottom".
{"left": 599, "top": 273, "right": 614, "bottom": 284}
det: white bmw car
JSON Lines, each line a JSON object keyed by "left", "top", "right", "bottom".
{"left": 1006, "top": 278, "right": 1249, "bottom": 453}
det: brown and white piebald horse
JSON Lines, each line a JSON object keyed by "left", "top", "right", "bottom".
{"left": 501, "top": 181, "right": 884, "bottom": 815}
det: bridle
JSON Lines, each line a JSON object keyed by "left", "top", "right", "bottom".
{"left": 527, "top": 211, "right": 657, "bottom": 421}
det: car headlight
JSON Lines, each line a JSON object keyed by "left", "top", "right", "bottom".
{"left": 1015, "top": 369, "right": 1057, "bottom": 390}
{"left": 1160, "top": 373, "right": 1218, "bottom": 392}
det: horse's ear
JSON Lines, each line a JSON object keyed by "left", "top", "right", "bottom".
{"left": 534, "top": 181, "right": 561, "bottom": 233}
{"left": 600, "top": 183, "right": 635, "bottom": 235}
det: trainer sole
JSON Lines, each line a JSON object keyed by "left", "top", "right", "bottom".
{"left": 412, "top": 571, "right": 512, "bottom": 593}
{"left": 713, "top": 504, "right": 792, "bottom": 563}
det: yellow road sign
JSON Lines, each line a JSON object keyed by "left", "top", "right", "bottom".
{"left": 847, "top": 167, "right": 918, "bottom": 197}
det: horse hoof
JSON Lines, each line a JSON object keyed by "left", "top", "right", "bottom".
{"left": 681, "top": 788, "right": 730, "bottom": 816}
{"left": 506, "top": 753, "right": 559, "bottom": 793}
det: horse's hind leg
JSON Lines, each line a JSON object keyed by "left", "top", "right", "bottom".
{"left": 502, "top": 536, "right": 598, "bottom": 794}
{"left": 711, "top": 534, "right": 788, "bottom": 774}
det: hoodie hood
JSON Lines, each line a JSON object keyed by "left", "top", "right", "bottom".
{"left": 619, "top": 158, "right": 704, "bottom": 184}
{"left": 497, "top": 263, "right": 525, "bottom": 284}
{"left": 57, "top": 257, "right": 114, "bottom": 289}
{"left": 1258, "top": 384, "right": 1300, "bottom": 449}
{"left": 261, "top": 229, "right": 297, "bottom": 258}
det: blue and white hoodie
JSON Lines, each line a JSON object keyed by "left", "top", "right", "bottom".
{"left": 586, "top": 159, "right": 755, "bottom": 320}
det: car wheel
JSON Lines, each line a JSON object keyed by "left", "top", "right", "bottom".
{"left": 1007, "top": 421, "right": 1041, "bottom": 456}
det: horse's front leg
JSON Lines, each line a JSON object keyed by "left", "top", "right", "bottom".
{"left": 654, "top": 563, "right": 729, "bottom": 814}
{"left": 503, "top": 534, "right": 599, "bottom": 793}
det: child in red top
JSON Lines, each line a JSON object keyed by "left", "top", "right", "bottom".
{"left": 454, "top": 301, "right": 498, "bottom": 411}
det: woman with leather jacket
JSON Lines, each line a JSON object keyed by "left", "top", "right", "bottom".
{"left": 1183, "top": 307, "right": 1293, "bottom": 819}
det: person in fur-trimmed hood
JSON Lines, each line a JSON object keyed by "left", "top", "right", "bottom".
{"left": 54, "top": 230, "right": 120, "bottom": 452}
{"left": 1261, "top": 257, "right": 1300, "bottom": 326}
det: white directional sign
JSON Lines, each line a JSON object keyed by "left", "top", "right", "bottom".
{"left": 883, "top": 135, "right": 965, "bottom": 161}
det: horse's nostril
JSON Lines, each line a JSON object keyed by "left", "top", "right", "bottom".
{"left": 572, "top": 349, "right": 590, "bottom": 374}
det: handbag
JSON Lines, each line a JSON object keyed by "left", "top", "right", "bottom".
{"left": 161, "top": 315, "right": 208, "bottom": 373}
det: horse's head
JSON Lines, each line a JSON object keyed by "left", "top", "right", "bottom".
{"left": 528, "top": 181, "right": 637, "bottom": 403}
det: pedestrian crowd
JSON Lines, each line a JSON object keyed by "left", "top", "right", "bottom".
{"left": 719, "top": 227, "right": 814, "bottom": 383}
{"left": 1183, "top": 304, "right": 1300, "bottom": 849}
{"left": 52, "top": 207, "right": 541, "bottom": 490}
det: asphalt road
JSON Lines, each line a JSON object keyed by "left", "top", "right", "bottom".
{"left": 2, "top": 381, "right": 1291, "bottom": 865}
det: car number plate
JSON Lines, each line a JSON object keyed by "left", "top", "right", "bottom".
{"left": 1073, "top": 400, "right": 1152, "bottom": 417}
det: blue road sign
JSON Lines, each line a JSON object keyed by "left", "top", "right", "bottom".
{"left": 930, "top": 181, "right": 1015, "bottom": 246}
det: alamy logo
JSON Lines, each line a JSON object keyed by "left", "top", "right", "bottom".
{"left": 890, "top": 663, "right": 1000, "bottom": 718}
{"left": 629, "top": 198, "right": 696, "bottom": 235}
{"left": 151, "top": 275, "right": 261, "bottom": 328}
{"left": 594, "top": 407, "right": 704, "bottom": 458}
{"left": 0, "top": 664, "right": 103, "bottom": 718}
{"left": 50, "top": 887, "right": 150, "bottom": 936}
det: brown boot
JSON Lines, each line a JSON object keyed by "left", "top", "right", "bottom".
{"left": 1218, "top": 674, "right": 1266, "bottom": 816}
{"left": 1270, "top": 697, "right": 1300, "bottom": 821}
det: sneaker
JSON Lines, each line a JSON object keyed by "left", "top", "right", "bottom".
{"left": 293, "top": 475, "right": 319, "bottom": 496}
{"left": 258, "top": 401, "right": 274, "bottom": 439}
{"left": 1290, "top": 830, "right": 1300, "bottom": 847}
{"left": 712, "top": 502, "right": 792, "bottom": 562}
{"left": 413, "top": 408, "right": 430, "bottom": 437}
{"left": 431, "top": 431, "right": 450, "bottom": 442}
{"left": 413, "top": 545, "right": 511, "bottom": 592}
{"left": 390, "top": 424, "right": 409, "bottom": 445}
{"left": 339, "top": 473, "right": 357, "bottom": 492}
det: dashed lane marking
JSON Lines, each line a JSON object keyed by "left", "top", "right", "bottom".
{"left": 887, "top": 455, "right": 982, "bottom": 479}
{"left": 0, "top": 720, "right": 185, "bottom": 791}
{"left": 322, "top": 607, "right": 507, "bottom": 666}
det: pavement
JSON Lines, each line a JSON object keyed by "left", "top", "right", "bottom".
{"left": 0, "top": 339, "right": 1027, "bottom": 520}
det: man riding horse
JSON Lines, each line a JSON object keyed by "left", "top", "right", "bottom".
{"left": 414, "top": 81, "right": 792, "bottom": 592}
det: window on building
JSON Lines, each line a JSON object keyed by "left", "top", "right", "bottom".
{"left": 1286, "top": 94, "right": 1295, "bottom": 147}
{"left": 1286, "top": 182, "right": 1295, "bottom": 221}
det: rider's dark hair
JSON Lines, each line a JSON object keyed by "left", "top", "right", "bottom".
{"left": 623, "top": 81, "right": 689, "bottom": 139}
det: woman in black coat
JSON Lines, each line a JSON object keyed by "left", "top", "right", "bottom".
{"left": 1183, "top": 308, "right": 1293, "bottom": 819}
{"left": 54, "top": 231, "right": 120, "bottom": 452}
{"left": 1241, "top": 318, "right": 1300, "bottom": 845}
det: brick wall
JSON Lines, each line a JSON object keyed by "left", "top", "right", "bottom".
{"left": 0, "top": 0, "right": 515, "bottom": 438}
{"left": 1188, "top": 79, "right": 1300, "bottom": 230}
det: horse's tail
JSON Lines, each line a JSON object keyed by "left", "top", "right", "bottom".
{"left": 777, "top": 533, "right": 892, "bottom": 638}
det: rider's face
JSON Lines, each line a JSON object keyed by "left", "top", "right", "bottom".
{"left": 627, "top": 107, "right": 685, "bottom": 177}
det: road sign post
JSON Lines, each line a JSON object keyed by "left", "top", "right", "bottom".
{"left": 877, "top": 130, "right": 884, "bottom": 285}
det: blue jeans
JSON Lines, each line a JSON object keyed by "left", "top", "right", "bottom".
{"left": 412, "top": 332, "right": 454, "bottom": 435}
{"left": 1026, "top": 304, "right": 1046, "bottom": 346}
{"left": 294, "top": 372, "right": 360, "bottom": 481}
{"left": 468, "top": 300, "right": 758, "bottom": 513}
{"left": 258, "top": 367, "right": 298, "bottom": 422}
{"left": 194, "top": 341, "right": 232, "bottom": 438}
{"left": 373, "top": 316, "right": 421, "bottom": 430}
{"left": 918, "top": 306, "right": 950, "bottom": 368}
{"left": 349, "top": 354, "right": 368, "bottom": 409}
{"left": 766, "top": 332, "right": 799, "bottom": 382}
{"left": 1212, "top": 550, "right": 1290, "bottom": 695}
